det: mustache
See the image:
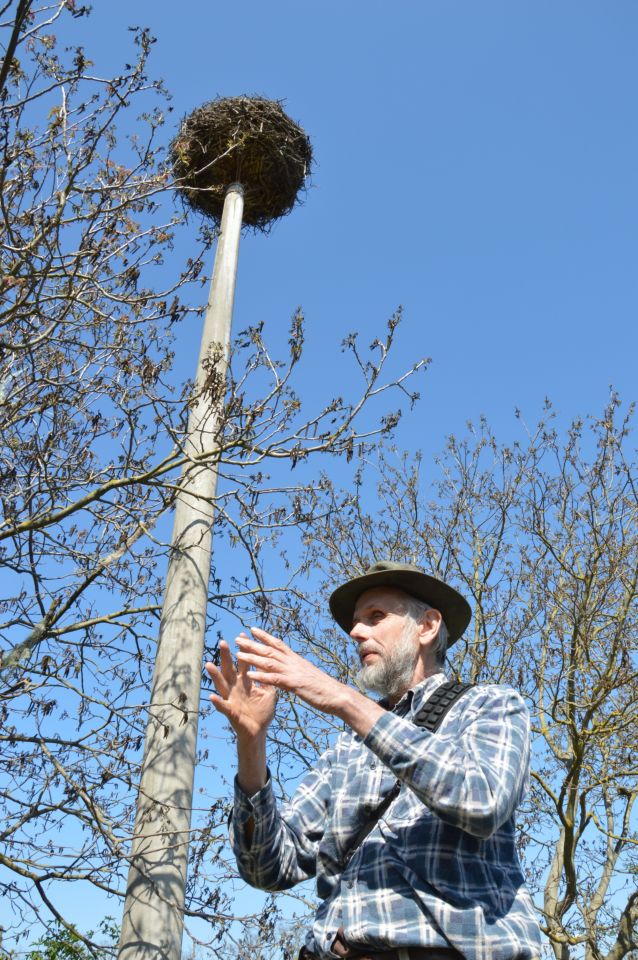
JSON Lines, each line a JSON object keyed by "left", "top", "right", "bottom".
{"left": 358, "top": 643, "right": 381, "bottom": 661}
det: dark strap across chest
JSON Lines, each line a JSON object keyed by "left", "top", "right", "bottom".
{"left": 412, "top": 679, "right": 474, "bottom": 732}
{"left": 340, "top": 680, "right": 473, "bottom": 866}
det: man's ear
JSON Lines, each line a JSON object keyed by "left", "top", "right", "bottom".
{"left": 418, "top": 607, "right": 442, "bottom": 645}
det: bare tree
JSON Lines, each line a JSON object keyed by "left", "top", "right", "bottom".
{"left": 275, "top": 396, "right": 637, "bottom": 960}
{"left": 0, "top": 4, "right": 426, "bottom": 954}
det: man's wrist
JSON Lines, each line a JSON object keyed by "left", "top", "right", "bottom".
{"left": 236, "top": 728, "right": 269, "bottom": 796}
{"left": 332, "top": 686, "right": 386, "bottom": 739}
{"left": 236, "top": 728, "right": 268, "bottom": 750}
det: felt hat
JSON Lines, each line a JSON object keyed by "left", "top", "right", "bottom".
{"left": 329, "top": 560, "right": 471, "bottom": 644}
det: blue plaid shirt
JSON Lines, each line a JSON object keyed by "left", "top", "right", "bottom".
{"left": 230, "top": 673, "right": 542, "bottom": 960}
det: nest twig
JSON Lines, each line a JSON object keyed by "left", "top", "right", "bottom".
{"left": 170, "top": 96, "right": 313, "bottom": 231}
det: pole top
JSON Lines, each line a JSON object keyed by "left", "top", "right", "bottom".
{"left": 170, "top": 96, "right": 312, "bottom": 232}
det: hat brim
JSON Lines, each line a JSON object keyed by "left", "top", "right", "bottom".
{"left": 329, "top": 569, "right": 471, "bottom": 645}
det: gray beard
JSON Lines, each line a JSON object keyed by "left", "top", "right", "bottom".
{"left": 356, "top": 622, "right": 419, "bottom": 700}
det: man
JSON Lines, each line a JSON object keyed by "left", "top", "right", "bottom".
{"left": 205, "top": 561, "right": 542, "bottom": 960}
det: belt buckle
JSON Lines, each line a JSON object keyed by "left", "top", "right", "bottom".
{"left": 331, "top": 927, "right": 351, "bottom": 958}
{"left": 298, "top": 947, "right": 318, "bottom": 960}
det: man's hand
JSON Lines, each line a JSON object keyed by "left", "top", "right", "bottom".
{"left": 207, "top": 628, "right": 386, "bottom": 773}
{"left": 205, "top": 636, "right": 277, "bottom": 740}
{"left": 235, "top": 627, "right": 352, "bottom": 716}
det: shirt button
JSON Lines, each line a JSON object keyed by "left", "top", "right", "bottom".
{"left": 346, "top": 880, "right": 354, "bottom": 889}
{"left": 369, "top": 761, "right": 376, "bottom": 768}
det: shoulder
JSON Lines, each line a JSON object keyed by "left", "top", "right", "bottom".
{"left": 450, "top": 681, "right": 530, "bottom": 728}
{"left": 465, "top": 681, "right": 527, "bottom": 707}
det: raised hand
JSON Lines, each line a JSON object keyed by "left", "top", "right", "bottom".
{"left": 234, "top": 626, "right": 350, "bottom": 716}
{"left": 207, "top": 628, "right": 385, "bottom": 785}
{"left": 205, "top": 635, "right": 277, "bottom": 740}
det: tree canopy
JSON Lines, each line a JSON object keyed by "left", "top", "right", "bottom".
{"left": 275, "top": 397, "right": 638, "bottom": 960}
{"left": 0, "top": 3, "right": 423, "bottom": 954}
{"left": 1, "top": 5, "right": 636, "bottom": 960}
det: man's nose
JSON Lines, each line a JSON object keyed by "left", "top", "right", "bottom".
{"left": 349, "top": 620, "right": 369, "bottom": 643}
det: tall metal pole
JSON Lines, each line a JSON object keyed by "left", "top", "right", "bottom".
{"left": 119, "top": 184, "right": 244, "bottom": 960}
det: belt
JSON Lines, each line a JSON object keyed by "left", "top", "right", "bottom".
{"left": 299, "top": 927, "right": 464, "bottom": 960}
{"left": 299, "top": 947, "right": 462, "bottom": 960}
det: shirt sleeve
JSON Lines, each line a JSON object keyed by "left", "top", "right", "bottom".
{"left": 229, "top": 749, "right": 334, "bottom": 891}
{"left": 362, "top": 684, "right": 530, "bottom": 839}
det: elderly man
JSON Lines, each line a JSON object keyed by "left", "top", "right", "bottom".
{"left": 205, "top": 561, "right": 542, "bottom": 960}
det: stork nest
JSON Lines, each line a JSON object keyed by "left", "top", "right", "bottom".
{"left": 170, "top": 96, "right": 313, "bottom": 231}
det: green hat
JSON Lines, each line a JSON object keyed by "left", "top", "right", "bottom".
{"left": 329, "top": 560, "right": 471, "bottom": 644}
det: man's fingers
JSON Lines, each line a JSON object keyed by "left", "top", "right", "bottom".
{"left": 236, "top": 650, "right": 275, "bottom": 673}
{"left": 235, "top": 634, "right": 280, "bottom": 662}
{"left": 205, "top": 662, "right": 230, "bottom": 700}
{"left": 237, "top": 669, "right": 279, "bottom": 688}
{"left": 250, "top": 626, "right": 288, "bottom": 651}
{"left": 235, "top": 652, "right": 293, "bottom": 692}
{"left": 209, "top": 692, "right": 232, "bottom": 716}
{"left": 235, "top": 644, "right": 255, "bottom": 695}
{"left": 237, "top": 659, "right": 252, "bottom": 693}
{"left": 218, "top": 639, "right": 238, "bottom": 687}
{"left": 208, "top": 628, "right": 292, "bottom": 702}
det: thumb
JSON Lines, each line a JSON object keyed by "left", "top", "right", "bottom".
{"left": 210, "top": 693, "right": 233, "bottom": 718}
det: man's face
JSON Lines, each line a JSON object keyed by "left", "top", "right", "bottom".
{"left": 350, "top": 586, "right": 421, "bottom": 700}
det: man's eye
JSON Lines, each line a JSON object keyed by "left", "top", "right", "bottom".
{"left": 370, "top": 611, "right": 384, "bottom": 622}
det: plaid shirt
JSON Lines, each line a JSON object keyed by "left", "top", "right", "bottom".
{"left": 230, "top": 673, "right": 542, "bottom": 960}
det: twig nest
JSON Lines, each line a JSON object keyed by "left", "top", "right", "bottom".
{"left": 170, "top": 96, "right": 313, "bottom": 231}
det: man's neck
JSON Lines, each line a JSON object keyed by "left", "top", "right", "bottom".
{"left": 386, "top": 663, "right": 443, "bottom": 707}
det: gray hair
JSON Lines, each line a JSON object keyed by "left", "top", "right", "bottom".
{"left": 397, "top": 594, "right": 449, "bottom": 667}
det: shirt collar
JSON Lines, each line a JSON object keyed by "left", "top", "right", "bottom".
{"left": 390, "top": 672, "right": 448, "bottom": 718}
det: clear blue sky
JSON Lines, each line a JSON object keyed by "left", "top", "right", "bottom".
{"left": 15, "top": 1, "right": 638, "bottom": 948}
{"left": 69, "top": 0, "right": 637, "bottom": 453}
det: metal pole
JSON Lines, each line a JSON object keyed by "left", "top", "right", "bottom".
{"left": 119, "top": 183, "right": 244, "bottom": 960}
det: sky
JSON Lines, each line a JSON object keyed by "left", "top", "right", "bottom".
{"left": 9, "top": 0, "right": 638, "bottom": 951}
{"left": 66, "top": 0, "right": 638, "bottom": 456}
